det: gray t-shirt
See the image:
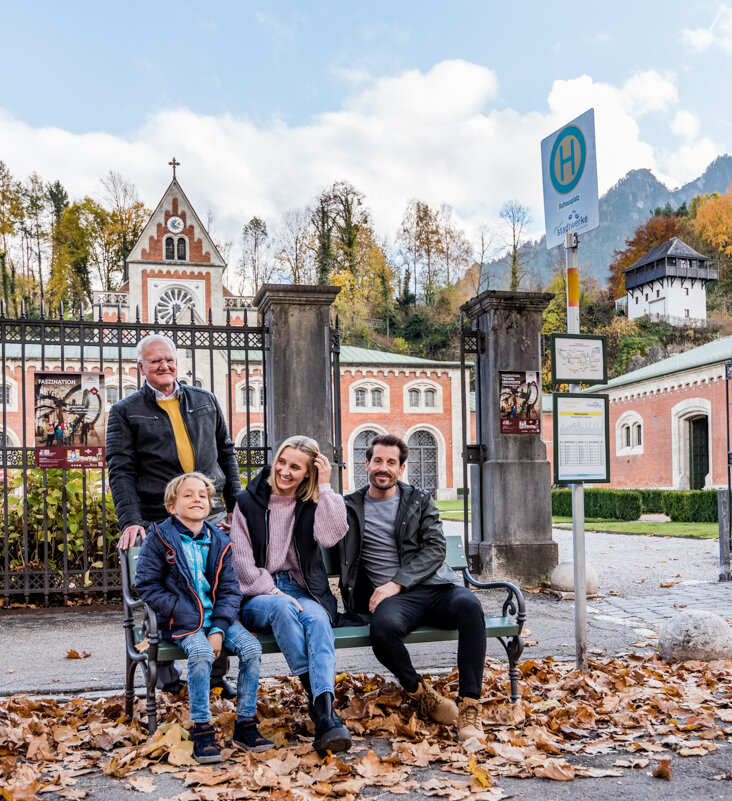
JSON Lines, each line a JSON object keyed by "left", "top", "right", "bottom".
{"left": 362, "top": 489, "right": 402, "bottom": 588}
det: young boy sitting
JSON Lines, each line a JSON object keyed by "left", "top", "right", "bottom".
{"left": 135, "top": 472, "right": 274, "bottom": 762}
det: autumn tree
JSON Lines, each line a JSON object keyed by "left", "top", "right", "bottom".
{"left": 396, "top": 199, "right": 441, "bottom": 303}
{"left": 498, "top": 200, "right": 531, "bottom": 292}
{"left": 607, "top": 213, "right": 689, "bottom": 300}
{"left": 273, "top": 208, "right": 316, "bottom": 284}
{"left": 99, "top": 171, "right": 148, "bottom": 283}
{"left": 437, "top": 204, "right": 472, "bottom": 288}
{"left": 47, "top": 201, "right": 94, "bottom": 310}
{"left": 239, "top": 216, "right": 274, "bottom": 295}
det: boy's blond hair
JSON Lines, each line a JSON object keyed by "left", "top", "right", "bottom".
{"left": 164, "top": 472, "right": 216, "bottom": 512}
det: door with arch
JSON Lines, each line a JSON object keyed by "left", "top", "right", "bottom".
{"left": 408, "top": 430, "right": 438, "bottom": 498}
{"left": 353, "top": 429, "right": 379, "bottom": 489}
{"left": 689, "top": 416, "right": 709, "bottom": 490}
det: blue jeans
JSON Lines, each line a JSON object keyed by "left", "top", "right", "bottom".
{"left": 241, "top": 572, "right": 336, "bottom": 698}
{"left": 176, "top": 620, "right": 262, "bottom": 723}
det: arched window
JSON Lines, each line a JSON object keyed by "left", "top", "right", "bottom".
{"left": 106, "top": 386, "right": 119, "bottom": 405}
{"left": 371, "top": 388, "right": 383, "bottom": 408}
{"left": 408, "top": 389, "right": 420, "bottom": 407}
{"left": 408, "top": 430, "right": 438, "bottom": 498}
{"left": 355, "top": 389, "right": 367, "bottom": 407}
{"left": 240, "top": 430, "right": 265, "bottom": 466}
{"left": 176, "top": 237, "right": 186, "bottom": 260}
{"left": 0, "top": 385, "right": 10, "bottom": 404}
{"left": 193, "top": 379, "right": 203, "bottom": 388}
{"left": 424, "top": 389, "right": 436, "bottom": 408}
{"left": 124, "top": 386, "right": 137, "bottom": 398}
{"left": 622, "top": 425, "right": 630, "bottom": 448}
{"left": 165, "top": 237, "right": 175, "bottom": 260}
{"left": 353, "top": 429, "right": 379, "bottom": 489}
{"left": 634, "top": 423, "right": 642, "bottom": 446}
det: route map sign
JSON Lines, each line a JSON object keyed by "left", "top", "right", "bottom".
{"left": 550, "top": 333, "right": 607, "bottom": 385}
{"left": 553, "top": 393, "right": 610, "bottom": 484}
{"left": 541, "top": 108, "right": 599, "bottom": 249}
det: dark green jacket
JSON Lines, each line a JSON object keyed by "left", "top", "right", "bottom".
{"left": 340, "top": 481, "right": 459, "bottom": 614}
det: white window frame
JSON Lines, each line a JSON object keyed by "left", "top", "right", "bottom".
{"left": 616, "top": 411, "right": 643, "bottom": 456}
{"left": 349, "top": 379, "right": 389, "bottom": 413}
{"left": 403, "top": 379, "right": 443, "bottom": 413}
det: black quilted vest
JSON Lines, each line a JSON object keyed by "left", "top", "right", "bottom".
{"left": 234, "top": 467, "right": 337, "bottom": 623}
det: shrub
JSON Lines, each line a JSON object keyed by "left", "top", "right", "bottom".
{"left": 639, "top": 489, "right": 665, "bottom": 514}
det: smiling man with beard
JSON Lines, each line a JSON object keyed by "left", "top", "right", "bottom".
{"left": 340, "top": 434, "right": 487, "bottom": 742}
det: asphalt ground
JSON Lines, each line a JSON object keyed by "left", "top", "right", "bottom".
{"left": 2, "top": 523, "right": 731, "bottom": 799}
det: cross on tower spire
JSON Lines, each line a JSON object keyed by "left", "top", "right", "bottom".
{"left": 168, "top": 156, "right": 180, "bottom": 178}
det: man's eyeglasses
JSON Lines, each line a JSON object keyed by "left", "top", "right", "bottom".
{"left": 143, "top": 358, "right": 176, "bottom": 368}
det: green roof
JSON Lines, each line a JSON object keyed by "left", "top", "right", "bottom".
{"left": 339, "top": 345, "right": 461, "bottom": 368}
{"left": 591, "top": 335, "right": 732, "bottom": 391}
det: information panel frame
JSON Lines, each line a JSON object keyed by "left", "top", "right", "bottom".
{"left": 550, "top": 333, "right": 607, "bottom": 385}
{"left": 553, "top": 392, "right": 610, "bottom": 484}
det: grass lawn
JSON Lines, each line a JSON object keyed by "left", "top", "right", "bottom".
{"left": 435, "top": 500, "right": 470, "bottom": 522}
{"left": 552, "top": 516, "right": 718, "bottom": 539}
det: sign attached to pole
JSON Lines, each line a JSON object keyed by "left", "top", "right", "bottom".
{"left": 553, "top": 393, "right": 610, "bottom": 484}
{"left": 550, "top": 333, "right": 607, "bottom": 385}
{"left": 541, "top": 108, "right": 599, "bottom": 250}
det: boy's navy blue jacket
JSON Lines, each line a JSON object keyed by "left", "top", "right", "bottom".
{"left": 135, "top": 516, "right": 243, "bottom": 640}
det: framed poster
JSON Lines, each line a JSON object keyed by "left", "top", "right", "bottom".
{"left": 553, "top": 393, "right": 610, "bottom": 483}
{"left": 550, "top": 333, "right": 607, "bottom": 385}
{"left": 34, "top": 371, "right": 105, "bottom": 468}
{"left": 499, "top": 371, "right": 541, "bottom": 434}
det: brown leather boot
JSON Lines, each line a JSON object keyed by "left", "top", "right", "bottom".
{"left": 407, "top": 679, "right": 458, "bottom": 725}
{"left": 457, "top": 697, "right": 484, "bottom": 741}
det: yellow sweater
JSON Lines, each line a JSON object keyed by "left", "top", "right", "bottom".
{"left": 156, "top": 396, "right": 195, "bottom": 473}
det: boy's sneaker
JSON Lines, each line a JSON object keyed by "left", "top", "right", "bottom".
{"left": 408, "top": 679, "right": 458, "bottom": 725}
{"left": 233, "top": 718, "right": 275, "bottom": 753}
{"left": 190, "top": 722, "right": 222, "bottom": 764}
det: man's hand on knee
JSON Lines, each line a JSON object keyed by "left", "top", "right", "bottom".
{"left": 118, "top": 525, "right": 146, "bottom": 551}
{"left": 369, "top": 581, "right": 402, "bottom": 613}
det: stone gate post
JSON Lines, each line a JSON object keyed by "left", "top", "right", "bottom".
{"left": 253, "top": 284, "right": 341, "bottom": 460}
{"left": 461, "top": 290, "right": 558, "bottom": 584}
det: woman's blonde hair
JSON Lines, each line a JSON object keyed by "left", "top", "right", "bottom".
{"left": 164, "top": 472, "right": 216, "bottom": 511}
{"left": 269, "top": 436, "right": 321, "bottom": 503}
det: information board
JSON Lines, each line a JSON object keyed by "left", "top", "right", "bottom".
{"left": 550, "top": 333, "right": 607, "bottom": 385}
{"left": 553, "top": 393, "right": 609, "bottom": 483}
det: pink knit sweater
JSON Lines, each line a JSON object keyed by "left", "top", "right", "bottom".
{"left": 230, "top": 484, "right": 347, "bottom": 596}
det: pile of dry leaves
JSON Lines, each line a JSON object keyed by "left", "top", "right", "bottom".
{"left": 1, "top": 654, "right": 731, "bottom": 800}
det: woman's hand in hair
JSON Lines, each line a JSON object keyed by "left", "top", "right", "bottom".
{"left": 313, "top": 452, "right": 332, "bottom": 485}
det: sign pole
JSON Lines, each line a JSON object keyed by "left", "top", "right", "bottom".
{"left": 565, "top": 231, "right": 588, "bottom": 671}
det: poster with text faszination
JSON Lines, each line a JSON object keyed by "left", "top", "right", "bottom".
{"left": 34, "top": 371, "right": 105, "bottom": 468}
{"left": 553, "top": 393, "right": 610, "bottom": 484}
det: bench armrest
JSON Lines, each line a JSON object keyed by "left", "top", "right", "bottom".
{"left": 461, "top": 569, "right": 526, "bottom": 633}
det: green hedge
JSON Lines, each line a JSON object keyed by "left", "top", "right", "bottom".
{"left": 552, "top": 488, "right": 719, "bottom": 522}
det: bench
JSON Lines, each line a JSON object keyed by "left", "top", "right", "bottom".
{"left": 121, "top": 532, "right": 526, "bottom": 734}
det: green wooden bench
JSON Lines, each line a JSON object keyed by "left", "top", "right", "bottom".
{"left": 121, "top": 532, "right": 526, "bottom": 734}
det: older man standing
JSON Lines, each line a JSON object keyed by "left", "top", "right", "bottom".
{"left": 107, "top": 333, "right": 241, "bottom": 696}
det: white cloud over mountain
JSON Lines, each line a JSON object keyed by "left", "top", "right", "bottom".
{"left": 0, "top": 60, "right": 722, "bottom": 255}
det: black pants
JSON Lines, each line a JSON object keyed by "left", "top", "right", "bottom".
{"left": 369, "top": 584, "right": 487, "bottom": 699}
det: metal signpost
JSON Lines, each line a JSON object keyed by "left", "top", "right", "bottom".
{"left": 541, "top": 108, "right": 600, "bottom": 671}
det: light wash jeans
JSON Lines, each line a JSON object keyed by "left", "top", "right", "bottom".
{"left": 241, "top": 571, "right": 336, "bottom": 698}
{"left": 176, "top": 620, "right": 262, "bottom": 723}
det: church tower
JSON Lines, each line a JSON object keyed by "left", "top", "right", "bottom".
{"left": 95, "top": 159, "right": 247, "bottom": 324}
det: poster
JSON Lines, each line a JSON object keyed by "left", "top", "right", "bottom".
{"left": 34, "top": 371, "right": 105, "bottom": 468}
{"left": 499, "top": 371, "right": 541, "bottom": 434}
{"left": 553, "top": 393, "right": 610, "bottom": 483}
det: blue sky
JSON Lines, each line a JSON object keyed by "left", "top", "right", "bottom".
{"left": 2, "top": 1, "right": 731, "bottom": 258}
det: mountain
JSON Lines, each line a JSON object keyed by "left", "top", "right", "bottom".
{"left": 483, "top": 154, "right": 732, "bottom": 289}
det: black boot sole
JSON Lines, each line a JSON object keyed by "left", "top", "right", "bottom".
{"left": 314, "top": 725, "right": 352, "bottom": 756}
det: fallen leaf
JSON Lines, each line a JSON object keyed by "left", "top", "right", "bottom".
{"left": 652, "top": 758, "right": 673, "bottom": 780}
{"left": 65, "top": 650, "right": 91, "bottom": 659}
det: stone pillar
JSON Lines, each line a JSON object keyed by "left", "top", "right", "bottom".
{"left": 253, "top": 284, "right": 341, "bottom": 460}
{"left": 461, "top": 290, "right": 558, "bottom": 585}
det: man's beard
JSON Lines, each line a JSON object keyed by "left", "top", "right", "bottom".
{"left": 368, "top": 470, "right": 398, "bottom": 490}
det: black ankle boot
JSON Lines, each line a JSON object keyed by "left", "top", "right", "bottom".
{"left": 311, "top": 692, "right": 352, "bottom": 756}
{"left": 299, "top": 672, "right": 314, "bottom": 710}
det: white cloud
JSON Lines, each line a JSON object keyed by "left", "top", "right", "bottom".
{"left": 681, "top": 6, "right": 732, "bottom": 52}
{"left": 671, "top": 109, "right": 700, "bottom": 139}
{"left": 0, "top": 60, "right": 721, "bottom": 264}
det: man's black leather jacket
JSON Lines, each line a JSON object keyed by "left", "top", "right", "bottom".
{"left": 340, "top": 481, "right": 459, "bottom": 614}
{"left": 106, "top": 383, "right": 240, "bottom": 530}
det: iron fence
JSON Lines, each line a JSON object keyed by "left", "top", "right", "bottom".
{"left": 0, "top": 303, "right": 268, "bottom": 605}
